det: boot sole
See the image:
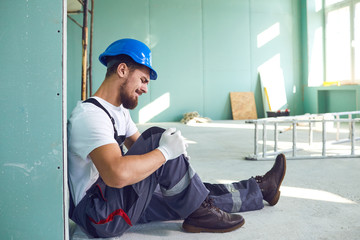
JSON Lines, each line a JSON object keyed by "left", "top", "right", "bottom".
{"left": 268, "top": 154, "right": 287, "bottom": 206}
{"left": 182, "top": 218, "right": 245, "bottom": 233}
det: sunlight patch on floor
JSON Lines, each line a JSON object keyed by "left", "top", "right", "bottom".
{"left": 280, "top": 186, "right": 356, "bottom": 204}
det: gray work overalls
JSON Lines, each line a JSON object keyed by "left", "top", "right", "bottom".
{"left": 69, "top": 98, "right": 264, "bottom": 238}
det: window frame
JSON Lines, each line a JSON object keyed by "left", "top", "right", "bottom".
{"left": 323, "top": 0, "right": 360, "bottom": 83}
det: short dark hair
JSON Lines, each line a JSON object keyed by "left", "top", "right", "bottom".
{"left": 105, "top": 54, "right": 143, "bottom": 78}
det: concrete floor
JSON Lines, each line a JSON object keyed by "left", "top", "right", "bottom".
{"left": 71, "top": 120, "right": 360, "bottom": 240}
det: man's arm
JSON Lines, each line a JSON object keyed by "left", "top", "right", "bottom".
{"left": 90, "top": 143, "right": 165, "bottom": 188}
{"left": 90, "top": 128, "right": 187, "bottom": 189}
{"left": 124, "top": 131, "right": 141, "bottom": 150}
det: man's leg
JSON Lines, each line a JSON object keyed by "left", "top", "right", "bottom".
{"left": 137, "top": 179, "right": 261, "bottom": 224}
{"left": 204, "top": 178, "right": 264, "bottom": 213}
{"left": 203, "top": 153, "right": 287, "bottom": 213}
{"left": 125, "top": 127, "right": 246, "bottom": 234}
{"left": 70, "top": 127, "right": 209, "bottom": 238}
{"left": 137, "top": 185, "right": 182, "bottom": 224}
{"left": 126, "top": 127, "right": 210, "bottom": 223}
{"left": 137, "top": 178, "right": 263, "bottom": 223}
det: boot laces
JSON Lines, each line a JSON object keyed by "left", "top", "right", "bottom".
{"left": 202, "top": 197, "right": 221, "bottom": 213}
{"left": 254, "top": 175, "right": 266, "bottom": 192}
{"left": 254, "top": 175, "right": 264, "bottom": 183}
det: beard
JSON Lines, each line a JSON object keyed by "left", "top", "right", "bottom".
{"left": 120, "top": 81, "right": 138, "bottom": 110}
{"left": 122, "top": 94, "right": 138, "bottom": 109}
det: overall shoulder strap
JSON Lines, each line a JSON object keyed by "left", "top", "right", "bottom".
{"left": 83, "top": 98, "right": 118, "bottom": 138}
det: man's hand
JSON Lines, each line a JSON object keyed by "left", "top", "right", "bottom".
{"left": 157, "top": 128, "right": 188, "bottom": 161}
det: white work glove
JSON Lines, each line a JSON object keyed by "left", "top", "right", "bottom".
{"left": 157, "top": 128, "right": 188, "bottom": 161}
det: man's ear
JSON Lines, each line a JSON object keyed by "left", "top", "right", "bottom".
{"left": 116, "top": 63, "right": 129, "bottom": 78}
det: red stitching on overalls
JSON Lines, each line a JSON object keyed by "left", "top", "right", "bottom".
{"left": 96, "top": 184, "right": 107, "bottom": 201}
{"left": 88, "top": 209, "right": 133, "bottom": 226}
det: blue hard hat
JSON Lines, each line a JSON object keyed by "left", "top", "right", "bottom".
{"left": 99, "top": 38, "right": 157, "bottom": 80}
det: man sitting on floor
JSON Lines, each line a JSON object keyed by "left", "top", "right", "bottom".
{"left": 67, "top": 38, "right": 286, "bottom": 238}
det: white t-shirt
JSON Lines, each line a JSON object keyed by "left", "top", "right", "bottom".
{"left": 67, "top": 97, "right": 138, "bottom": 206}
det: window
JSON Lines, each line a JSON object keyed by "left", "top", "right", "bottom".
{"left": 355, "top": 2, "right": 360, "bottom": 80}
{"left": 324, "top": 0, "right": 360, "bottom": 83}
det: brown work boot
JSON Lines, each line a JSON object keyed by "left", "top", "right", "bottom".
{"left": 182, "top": 197, "right": 245, "bottom": 233}
{"left": 254, "top": 153, "right": 286, "bottom": 206}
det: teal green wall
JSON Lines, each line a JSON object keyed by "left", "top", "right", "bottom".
{"left": 203, "top": 0, "right": 252, "bottom": 119}
{"left": 67, "top": 0, "right": 304, "bottom": 122}
{"left": 0, "top": 1, "right": 65, "bottom": 240}
{"left": 250, "top": 0, "right": 303, "bottom": 117}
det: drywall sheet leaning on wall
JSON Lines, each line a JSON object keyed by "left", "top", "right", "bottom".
{"left": 230, "top": 92, "right": 258, "bottom": 120}
{"left": 259, "top": 68, "right": 288, "bottom": 116}
{"left": 0, "top": 1, "right": 65, "bottom": 239}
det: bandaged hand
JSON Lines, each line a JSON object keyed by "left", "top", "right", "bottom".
{"left": 157, "top": 128, "right": 188, "bottom": 161}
